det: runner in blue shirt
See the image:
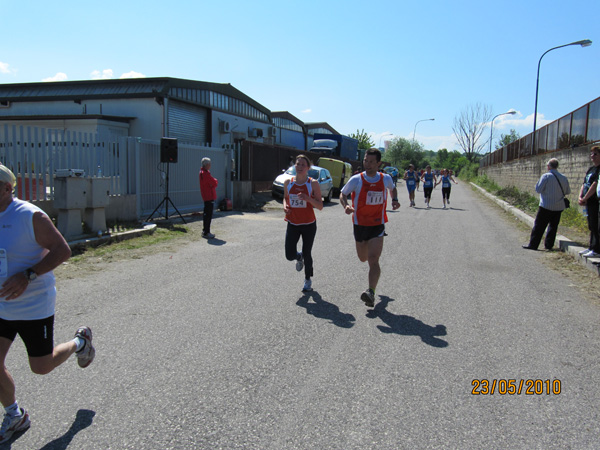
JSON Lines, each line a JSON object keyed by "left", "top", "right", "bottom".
{"left": 403, "top": 164, "right": 419, "bottom": 207}
{"left": 420, "top": 165, "right": 437, "bottom": 208}
{"left": 435, "top": 168, "right": 458, "bottom": 209}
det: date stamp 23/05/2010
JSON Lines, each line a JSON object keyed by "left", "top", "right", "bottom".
{"left": 471, "top": 379, "right": 561, "bottom": 396}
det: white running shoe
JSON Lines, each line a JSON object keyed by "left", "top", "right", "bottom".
{"left": 75, "top": 326, "right": 95, "bottom": 368}
{"left": 579, "top": 248, "right": 591, "bottom": 255}
{"left": 585, "top": 251, "right": 600, "bottom": 258}
{"left": 302, "top": 279, "right": 312, "bottom": 292}
{"left": 0, "top": 409, "right": 30, "bottom": 443}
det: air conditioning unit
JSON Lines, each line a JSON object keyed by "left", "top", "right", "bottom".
{"left": 269, "top": 126, "right": 277, "bottom": 137}
{"left": 220, "top": 121, "right": 231, "bottom": 133}
{"left": 248, "top": 128, "right": 258, "bottom": 138}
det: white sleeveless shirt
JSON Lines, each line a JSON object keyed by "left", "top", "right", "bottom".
{"left": 0, "top": 199, "right": 56, "bottom": 320}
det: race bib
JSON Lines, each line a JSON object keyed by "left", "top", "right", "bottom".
{"left": 407, "top": 179, "right": 415, "bottom": 186}
{"left": 289, "top": 194, "right": 306, "bottom": 208}
{"left": 0, "top": 249, "right": 7, "bottom": 278}
{"left": 366, "top": 191, "right": 384, "bottom": 205}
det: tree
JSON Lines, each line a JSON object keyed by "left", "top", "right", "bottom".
{"left": 349, "top": 129, "right": 375, "bottom": 150}
{"left": 383, "top": 137, "right": 426, "bottom": 169}
{"left": 495, "top": 129, "right": 520, "bottom": 150}
{"left": 452, "top": 103, "right": 492, "bottom": 161}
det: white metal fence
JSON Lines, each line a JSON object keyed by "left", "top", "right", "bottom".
{"left": 0, "top": 125, "right": 234, "bottom": 220}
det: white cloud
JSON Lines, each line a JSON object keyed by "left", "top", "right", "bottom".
{"left": 90, "top": 69, "right": 145, "bottom": 80}
{"left": 0, "top": 61, "right": 13, "bottom": 74}
{"left": 301, "top": 109, "right": 312, "bottom": 114}
{"left": 42, "top": 72, "right": 68, "bottom": 82}
{"left": 91, "top": 69, "right": 114, "bottom": 79}
{"left": 119, "top": 71, "right": 146, "bottom": 79}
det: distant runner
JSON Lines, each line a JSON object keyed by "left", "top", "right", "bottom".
{"left": 435, "top": 169, "right": 458, "bottom": 209}
{"left": 404, "top": 164, "right": 419, "bottom": 207}
{"left": 420, "top": 165, "right": 437, "bottom": 209}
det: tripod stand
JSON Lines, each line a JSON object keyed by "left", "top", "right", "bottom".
{"left": 146, "top": 162, "right": 186, "bottom": 223}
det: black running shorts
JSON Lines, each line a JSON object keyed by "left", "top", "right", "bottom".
{"left": 0, "top": 316, "right": 55, "bottom": 357}
{"left": 353, "top": 224, "right": 385, "bottom": 242}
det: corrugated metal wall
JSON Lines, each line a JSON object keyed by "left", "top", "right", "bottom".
{"left": 167, "top": 100, "right": 208, "bottom": 144}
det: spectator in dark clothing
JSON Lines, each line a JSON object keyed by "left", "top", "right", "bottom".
{"left": 578, "top": 146, "right": 600, "bottom": 257}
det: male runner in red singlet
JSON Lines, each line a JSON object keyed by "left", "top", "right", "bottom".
{"left": 340, "top": 149, "right": 400, "bottom": 307}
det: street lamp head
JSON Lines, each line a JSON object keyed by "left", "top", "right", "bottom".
{"left": 572, "top": 39, "right": 592, "bottom": 47}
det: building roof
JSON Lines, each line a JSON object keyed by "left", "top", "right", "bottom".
{"left": 0, "top": 114, "right": 134, "bottom": 123}
{"left": 304, "top": 122, "right": 339, "bottom": 135}
{"left": 272, "top": 111, "right": 305, "bottom": 127}
{"left": 0, "top": 77, "right": 271, "bottom": 118}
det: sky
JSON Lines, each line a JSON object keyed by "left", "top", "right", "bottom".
{"left": 1, "top": 0, "right": 598, "bottom": 152}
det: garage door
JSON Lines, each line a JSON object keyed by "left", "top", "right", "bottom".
{"left": 168, "top": 100, "right": 208, "bottom": 144}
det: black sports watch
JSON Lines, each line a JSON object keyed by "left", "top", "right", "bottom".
{"left": 24, "top": 268, "right": 37, "bottom": 283}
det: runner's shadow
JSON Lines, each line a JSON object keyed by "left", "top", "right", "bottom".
{"left": 297, "top": 291, "right": 356, "bottom": 328}
{"left": 367, "top": 296, "right": 448, "bottom": 347}
{"left": 207, "top": 237, "right": 227, "bottom": 246}
{"left": 37, "top": 409, "right": 96, "bottom": 450}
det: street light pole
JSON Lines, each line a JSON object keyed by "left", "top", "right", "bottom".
{"left": 489, "top": 111, "right": 517, "bottom": 156}
{"left": 532, "top": 39, "right": 592, "bottom": 153}
{"left": 412, "top": 118, "right": 435, "bottom": 142}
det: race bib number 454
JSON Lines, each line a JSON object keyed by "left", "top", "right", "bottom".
{"left": 366, "top": 191, "right": 384, "bottom": 205}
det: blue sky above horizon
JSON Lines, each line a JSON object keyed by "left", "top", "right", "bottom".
{"left": 1, "top": 0, "right": 598, "bottom": 152}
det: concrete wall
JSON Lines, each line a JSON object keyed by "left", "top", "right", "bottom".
{"left": 34, "top": 194, "right": 138, "bottom": 223}
{"left": 480, "top": 144, "right": 595, "bottom": 211}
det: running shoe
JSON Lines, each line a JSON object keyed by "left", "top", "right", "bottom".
{"left": 75, "top": 326, "right": 95, "bottom": 368}
{"left": 579, "top": 248, "right": 591, "bottom": 255}
{"left": 0, "top": 409, "right": 30, "bottom": 444}
{"left": 585, "top": 251, "right": 600, "bottom": 258}
{"left": 296, "top": 253, "right": 304, "bottom": 272}
{"left": 302, "top": 279, "right": 312, "bottom": 292}
{"left": 360, "top": 289, "right": 375, "bottom": 307}
{"left": 202, "top": 232, "right": 215, "bottom": 239}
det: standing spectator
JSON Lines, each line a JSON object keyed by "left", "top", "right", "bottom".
{"left": 577, "top": 146, "right": 600, "bottom": 257}
{"left": 522, "top": 158, "right": 570, "bottom": 251}
{"left": 0, "top": 164, "right": 95, "bottom": 444}
{"left": 199, "top": 157, "right": 218, "bottom": 239}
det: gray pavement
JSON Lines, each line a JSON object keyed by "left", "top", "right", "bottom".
{"left": 4, "top": 183, "right": 600, "bottom": 449}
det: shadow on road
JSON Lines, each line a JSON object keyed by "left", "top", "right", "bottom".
{"left": 11, "top": 409, "right": 96, "bottom": 450}
{"left": 367, "top": 296, "right": 448, "bottom": 348}
{"left": 296, "top": 291, "right": 356, "bottom": 328}
{"left": 207, "top": 237, "right": 227, "bottom": 246}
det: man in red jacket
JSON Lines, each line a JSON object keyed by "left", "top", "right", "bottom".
{"left": 199, "top": 157, "right": 218, "bottom": 239}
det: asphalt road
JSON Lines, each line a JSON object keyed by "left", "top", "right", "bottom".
{"left": 4, "top": 183, "right": 600, "bottom": 449}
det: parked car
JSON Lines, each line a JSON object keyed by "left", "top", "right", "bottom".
{"left": 317, "top": 157, "right": 353, "bottom": 194}
{"left": 272, "top": 165, "right": 334, "bottom": 202}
